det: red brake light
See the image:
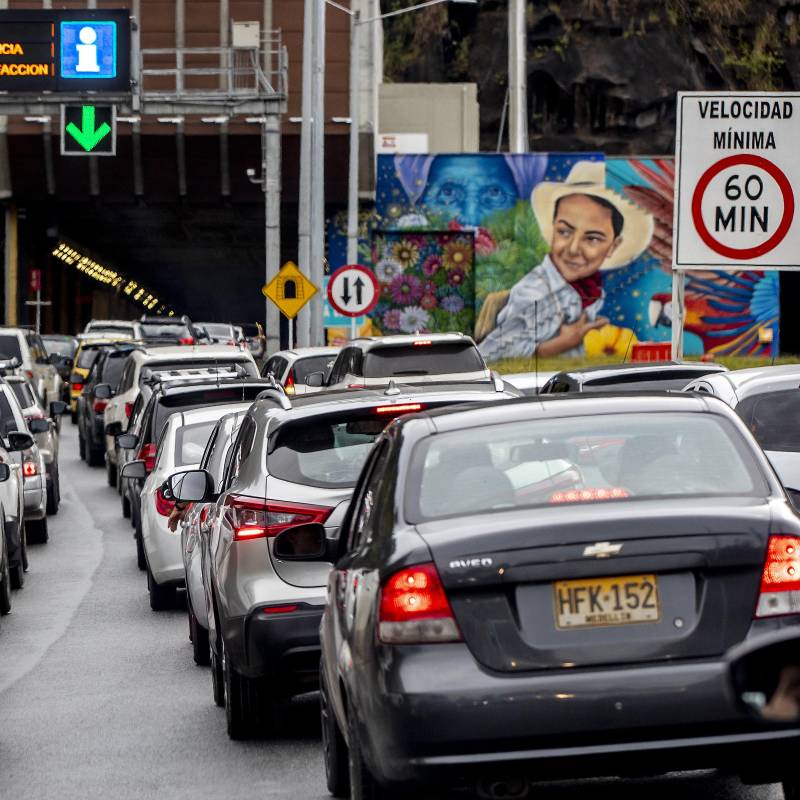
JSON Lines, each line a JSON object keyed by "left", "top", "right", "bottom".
{"left": 378, "top": 562, "right": 461, "bottom": 644}
{"left": 549, "top": 488, "right": 629, "bottom": 504}
{"left": 756, "top": 535, "right": 800, "bottom": 618}
{"left": 412, "top": 340, "right": 432, "bottom": 346}
{"left": 285, "top": 370, "right": 296, "bottom": 396}
{"left": 261, "top": 604, "right": 299, "bottom": 615}
{"left": 22, "top": 460, "right": 37, "bottom": 478}
{"left": 155, "top": 487, "right": 176, "bottom": 517}
{"left": 93, "top": 399, "right": 108, "bottom": 413}
{"left": 346, "top": 384, "right": 365, "bottom": 389}
{"left": 179, "top": 337, "right": 195, "bottom": 345}
{"left": 225, "top": 495, "right": 333, "bottom": 541}
{"left": 71, "top": 382, "right": 83, "bottom": 393}
{"left": 375, "top": 403, "right": 423, "bottom": 415}
{"left": 136, "top": 443, "right": 157, "bottom": 473}
{"left": 125, "top": 402, "right": 134, "bottom": 419}
{"left": 24, "top": 369, "right": 33, "bottom": 379}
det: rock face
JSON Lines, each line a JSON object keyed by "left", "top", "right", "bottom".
{"left": 384, "top": 0, "right": 795, "bottom": 154}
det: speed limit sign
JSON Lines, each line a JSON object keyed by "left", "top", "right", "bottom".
{"left": 674, "top": 92, "right": 800, "bottom": 269}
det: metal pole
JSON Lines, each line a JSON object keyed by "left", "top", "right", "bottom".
{"left": 670, "top": 269, "right": 685, "bottom": 360}
{"left": 288, "top": 316, "right": 294, "bottom": 349}
{"left": 36, "top": 288, "right": 40, "bottom": 334}
{"left": 309, "top": 0, "right": 326, "bottom": 346}
{"left": 346, "top": 13, "right": 360, "bottom": 266}
{"left": 264, "top": 116, "right": 282, "bottom": 355}
{"left": 296, "top": 0, "right": 314, "bottom": 348}
{"left": 508, "top": 0, "right": 528, "bottom": 153}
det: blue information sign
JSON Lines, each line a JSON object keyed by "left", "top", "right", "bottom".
{"left": 60, "top": 21, "right": 117, "bottom": 80}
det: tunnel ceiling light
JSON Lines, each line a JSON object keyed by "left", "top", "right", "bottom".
{"left": 23, "top": 116, "right": 51, "bottom": 124}
{"left": 117, "top": 116, "right": 141, "bottom": 124}
{"left": 330, "top": 116, "right": 351, "bottom": 124}
{"left": 156, "top": 116, "right": 184, "bottom": 124}
{"left": 201, "top": 116, "right": 229, "bottom": 124}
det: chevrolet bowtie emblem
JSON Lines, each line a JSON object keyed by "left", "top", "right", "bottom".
{"left": 583, "top": 541, "right": 623, "bottom": 559}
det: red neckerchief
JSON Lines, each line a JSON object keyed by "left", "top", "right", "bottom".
{"left": 569, "top": 273, "right": 603, "bottom": 308}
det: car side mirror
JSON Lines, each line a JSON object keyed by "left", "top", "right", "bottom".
{"left": 117, "top": 432, "right": 139, "bottom": 450}
{"left": 305, "top": 371, "right": 324, "bottom": 388}
{"left": 273, "top": 523, "right": 329, "bottom": 561}
{"left": 120, "top": 460, "right": 147, "bottom": 480}
{"left": 28, "top": 418, "right": 50, "bottom": 434}
{"left": 0, "top": 463, "right": 10, "bottom": 482}
{"left": 7, "top": 431, "right": 34, "bottom": 451}
{"left": 48, "top": 353, "right": 62, "bottom": 366}
{"left": 94, "top": 383, "right": 113, "bottom": 400}
{"left": 49, "top": 401, "right": 67, "bottom": 418}
{"left": 167, "top": 469, "right": 214, "bottom": 503}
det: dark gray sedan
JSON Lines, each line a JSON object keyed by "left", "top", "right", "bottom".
{"left": 307, "top": 392, "right": 800, "bottom": 799}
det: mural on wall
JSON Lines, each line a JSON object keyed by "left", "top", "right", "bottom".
{"left": 374, "top": 153, "right": 780, "bottom": 358}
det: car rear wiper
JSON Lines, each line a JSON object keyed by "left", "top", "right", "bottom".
{"left": 391, "top": 370, "right": 429, "bottom": 376}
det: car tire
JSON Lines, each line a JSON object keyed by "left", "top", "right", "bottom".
{"left": 0, "top": 552, "right": 12, "bottom": 615}
{"left": 87, "top": 444, "right": 104, "bottom": 468}
{"left": 348, "top": 715, "right": 391, "bottom": 800}
{"left": 106, "top": 456, "right": 117, "bottom": 487}
{"left": 223, "top": 643, "right": 266, "bottom": 740}
{"left": 10, "top": 555, "right": 24, "bottom": 590}
{"left": 78, "top": 431, "right": 86, "bottom": 461}
{"left": 785, "top": 780, "right": 800, "bottom": 800}
{"left": 70, "top": 410, "right": 77, "bottom": 425}
{"left": 46, "top": 466, "right": 60, "bottom": 515}
{"left": 147, "top": 566, "right": 174, "bottom": 611}
{"left": 211, "top": 644, "right": 225, "bottom": 707}
{"left": 122, "top": 489, "right": 132, "bottom": 520}
{"left": 27, "top": 518, "right": 48, "bottom": 545}
{"left": 135, "top": 515, "right": 146, "bottom": 571}
{"left": 189, "top": 598, "right": 211, "bottom": 666}
{"left": 20, "top": 521, "right": 28, "bottom": 571}
{"left": 321, "top": 667, "right": 350, "bottom": 798}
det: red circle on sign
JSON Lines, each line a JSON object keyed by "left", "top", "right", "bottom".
{"left": 691, "top": 154, "right": 794, "bottom": 260}
{"left": 327, "top": 264, "right": 380, "bottom": 318}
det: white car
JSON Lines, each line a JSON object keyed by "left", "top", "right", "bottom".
{"left": 0, "top": 327, "right": 62, "bottom": 406}
{"left": 260, "top": 346, "right": 339, "bottom": 395}
{"left": 129, "top": 404, "right": 250, "bottom": 611}
{"left": 0, "top": 445, "right": 22, "bottom": 620}
{"left": 103, "top": 345, "right": 259, "bottom": 486}
{"left": 83, "top": 319, "right": 142, "bottom": 339}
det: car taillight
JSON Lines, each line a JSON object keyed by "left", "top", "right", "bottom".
{"left": 93, "top": 399, "right": 108, "bottom": 413}
{"left": 155, "top": 487, "right": 176, "bottom": 517}
{"left": 125, "top": 402, "right": 134, "bottom": 419}
{"left": 24, "top": 369, "right": 34, "bottom": 379}
{"left": 756, "top": 535, "right": 800, "bottom": 618}
{"left": 179, "top": 337, "right": 195, "bottom": 345}
{"left": 22, "top": 459, "right": 38, "bottom": 478}
{"left": 261, "top": 604, "right": 299, "bottom": 615}
{"left": 375, "top": 403, "right": 423, "bottom": 415}
{"left": 136, "top": 443, "right": 157, "bottom": 473}
{"left": 346, "top": 384, "right": 365, "bottom": 389}
{"left": 224, "top": 495, "right": 332, "bottom": 541}
{"left": 71, "top": 382, "right": 83, "bottom": 393}
{"left": 412, "top": 340, "right": 432, "bottom": 346}
{"left": 378, "top": 562, "right": 462, "bottom": 644}
{"left": 549, "top": 488, "right": 629, "bottom": 504}
{"left": 284, "top": 370, "right": 296, "bottom": 395}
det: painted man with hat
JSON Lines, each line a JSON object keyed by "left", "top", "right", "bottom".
{"left": 476, "top": 161, "right": 654, "bottom": 360}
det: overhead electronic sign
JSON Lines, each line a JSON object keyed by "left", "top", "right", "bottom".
{"left": 0, "top": 9, "right": 130, "bottom": 93}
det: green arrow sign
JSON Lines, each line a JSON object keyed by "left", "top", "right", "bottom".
{"left": 65, "top": 106, "right": 112, "bottom": 152}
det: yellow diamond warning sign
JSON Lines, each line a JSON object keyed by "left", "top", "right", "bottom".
{"left": 262, "top": 261, "right": 318, "bottom": 319}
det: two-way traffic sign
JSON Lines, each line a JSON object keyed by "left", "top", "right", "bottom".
{"left": 327, "top": 265, "right": 379, "bottom": 318}
{"left": 60, "top": 104, "right": 116, "bottom": 156}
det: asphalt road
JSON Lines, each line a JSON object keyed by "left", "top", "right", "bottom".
{"left": 0, "top": 427, "right": 787, "bottom": 800}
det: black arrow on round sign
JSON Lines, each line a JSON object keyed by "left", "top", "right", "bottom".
{"left": 354, "top": 276, "right": 364, "bottom": 306}
{"left": 341, "top": 278, "right": 352, "bottom": 305}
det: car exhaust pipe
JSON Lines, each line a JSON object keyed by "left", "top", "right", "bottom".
{"left": 476, "top": 778, "right": 530, "bottom": 799}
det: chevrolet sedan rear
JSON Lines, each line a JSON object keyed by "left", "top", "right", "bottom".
{"left": 319, "top": 394, "right": 800, "bottom": 798}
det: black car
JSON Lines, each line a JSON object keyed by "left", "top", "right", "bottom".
{"left": 77, "top": 344, "right": 139, "bottom": 467}
{"left": 139, "top": 314, "right": 198, "bottom": 346}
{"left": 539, "top": 361, "right": 728, "bottom": 394}
{"left": 310, "top": 392, "right": 800, "bottom": 799}
{"left": 118, "top": 376, "right": 278, "bottom": 572}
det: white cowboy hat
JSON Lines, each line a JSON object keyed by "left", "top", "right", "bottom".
{"left": 532, "top": 160, "right": 654, "bottom": 270}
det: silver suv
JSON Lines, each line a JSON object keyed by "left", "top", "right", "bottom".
{"left": 166, "top": 380, "right": 517, "bottom": 740}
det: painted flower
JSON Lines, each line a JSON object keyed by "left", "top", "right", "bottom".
{"left": 382, "top": 308, "right": 403, "bottom": 330}
{"left": 421, "top": 255, "right": 442, "bottom": 277}
{"left": 399, "top": 306, "right": 430, "bottom": 333}
{"left": 475, "top": 227, "right": 497, "bottom": 256}
{"left": 420, "top": 293, "right": 438, "bottom": 311}
{"left": 447, "top": 267, "right": 466, "bottom": 288}
{"left": 443, "top": 239, "right": 472, "bottom": 271}
{"left": 389, "top": 273, "right": 424, "bottom": 305}
{"left": 392, "top": 240, "right": 420, "bottom": 268}
{"left": 584, "top": 324, "right": 638, "bottom": 358}
{"left": 440, "top": 294, "right": 465, "bottom": 314}
{"left": 423, "top": 279, "right": 437, "bottom": 295}
{"left": 375, "top": 258, "right": 403, "bottom": 283}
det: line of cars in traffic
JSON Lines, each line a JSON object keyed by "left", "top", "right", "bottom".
{"left": 70, "top": 327, "right": 800, "bottom": 800}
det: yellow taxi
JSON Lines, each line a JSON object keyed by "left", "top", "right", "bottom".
{"left": 69, "top": 337, "right": 131, "bottom": 422}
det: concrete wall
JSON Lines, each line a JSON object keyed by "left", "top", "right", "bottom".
{"left": 379, "top": 83, "right": 479, "bottom": 154}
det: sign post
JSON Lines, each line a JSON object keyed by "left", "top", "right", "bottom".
{"left": 25, "top": 268, "right": 50, "bottom": 334}
{"left": 673, "top": 92, "right": 800, "bottom": 358}
{"left": 327, "top": 264, "right": 379, "bottom": 341}
{"left": 262, "top": 261, "right": 318, "bottom": 350}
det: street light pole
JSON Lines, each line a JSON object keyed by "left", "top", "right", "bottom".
{"left": 346, "top": 10, "right": 360, "bottom": 266}
{"left": 508, "top": 0, "right": 528, "bottom": 153}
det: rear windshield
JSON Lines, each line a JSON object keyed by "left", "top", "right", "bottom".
{"left": 175, "top": 420, "right": 217, "bottom": 467}
{"left": 10, "top": 382, "right": 35, "bottom": 408}
{"left": 269, "top": 411, "right": 390, "bottom": 489}
{"left": 736, "top": 390, "right": 800, "bottom": 452}
{"left": 364, "top": 343, "right": 484, "bottom": 378}
{"left": 293, "top": 355, "right": 335, "bottom": 384}
{"left": 43, "top": 338, "right": 75, "bottom": 357}
{"left": 202, "top": 324, "right": 232, "bottom": 338}
{"left": 141, "top": 323, "right": 190, "bottom": 339}
{"left": 140, "top": 359, "right": 257, "bottom": 386}
{"left": 101, "top": 354, "right": 129, "bottom": 388}
{"left": 87, "top": 326, "right": 135, "bottom": 338}
{"left": 77, "top": 349, "right": 101, "bottom": 369}
{"left": 406, "top": 412, "right": 766, "bottom": 522}
{"left": 0, "top": 334, "right": 22, "bottom": 361}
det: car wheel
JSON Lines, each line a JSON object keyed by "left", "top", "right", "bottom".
{"left": 70, "top": 410, "right": 77, "bottom": 425}
{"left": 106, "top": 456, "right": 117, "bottom": 487}
{"left": 785, "top": 779, "right": 800, "bottom": 800}
{"left": 211, "top": 643, "right": 225, "bottom": 707}
{"left": 135, "top": 515, "right": 146, "bottom": 571}
{"left": 147, "top": 565, "right": 174, "bottom": 611}
{"left": 10, "top": 555, "right": 24, "bottom": 589}
{"left": 321, "top": 667, "right": 350, "bottom": 797}
{"left": 189, "top": 601, "right": 211, "bottom": 666}
{"left": 20, "top": 521, "right": 28, "bottom": 571}
{"left": 78, "top": 431, "right": 86, "bottom": 460}
{"left": 223, "top": 642, "right": 266, "bottom": 740}
{"left": 122, "top": 489, "right": 132, "bottom": 520}
{"left": 87, "top": 444, "right": 104, "bottom": 468}
{"left": 27, "top": 518, "right": 48, "bottom": 545}
{"left": 115, "top": 449, "right": 122, "bottom": 494}
{"left": 46, "top": 467, "right": 60, "bottom": 515}
{"left": 0, "top": 552, "right": 12, "bottom": 615}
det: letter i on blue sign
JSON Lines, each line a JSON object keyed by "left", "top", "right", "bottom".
{"left": 60, "top": 22, "right": 117, "bottom": 79}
